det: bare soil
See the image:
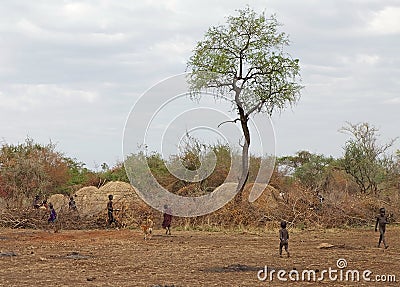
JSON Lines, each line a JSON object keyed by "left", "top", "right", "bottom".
{"left": 0, "top": 226, "right": 399, "bottom": 286}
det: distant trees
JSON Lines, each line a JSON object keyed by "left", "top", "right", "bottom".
{"left": 0, "top": 138, "right": 70, "bottom": 199}
{"left": 64, "top": 157, "right": 100, "bottom": 189}
{"left": 279, "top": 151, "right": 335, "bottom": 192}
{"left": 339, "top": 122, "right": 397, "bottom": 194}
{"left": 276, "top": 123, "right": 399, "bottom": 195}
{"left": 98, "top": 161, "right": 129, "bottom": 183}
{"left": 1, "top": 121, "right": 398, "bottom": 207}
{"left": 0, "top": 138, "right": 111, "bottom": 202}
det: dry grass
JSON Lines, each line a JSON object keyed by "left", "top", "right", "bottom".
{"left": 1, "top": 180, "right": 399, "bottom": 231}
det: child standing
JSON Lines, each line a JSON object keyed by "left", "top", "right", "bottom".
{"left": 33, "top": 195, "right": 41, "bottom": 209}
{"left": 48, "top": 203, "right": 57, "bottom": 223}
{"left": 47, "top": 203, "right": 59, "bottom": 232}
{"left": 69, "top": 196, "right": 77, "bottom": 211}
{"left": 375, "top": 207, "right": 389, "bottom": 249}
{"left": 162, "top": 205, "right": 172, "bottom": 235}
{"left": 279, "top": 221, "right": 290, "bottom": 257}
{"left": 107, "top": 194, "right": 115, "bottom": 226}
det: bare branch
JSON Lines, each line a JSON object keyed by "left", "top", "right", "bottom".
{"left": 217, "top": 118, "right": 240, "bottom": 128}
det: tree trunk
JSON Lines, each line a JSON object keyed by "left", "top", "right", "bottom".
{"left": 235, "top": 104, "right": 250, "bottom": 204}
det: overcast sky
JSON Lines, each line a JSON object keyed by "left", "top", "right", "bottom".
{"left": 1, "top": 0, "right": 399, "bottom": 170}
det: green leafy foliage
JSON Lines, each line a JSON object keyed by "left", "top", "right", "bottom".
{"left": 99, "top": 161, "right": 129, "bottom": 183}
{"left": 64, "top": 157, "right": 99, "bottom": 190}
{"left": 187, "top": 7, "right": 302, "bottom": 115}
{"left": 279, "top": 151, "right": 336, "bottom": 191}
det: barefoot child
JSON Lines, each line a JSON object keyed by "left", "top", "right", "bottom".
{"left": 107, "top": 194, "right": 115, "bottom": 226}
{"left": 162, "top": 205, "right": 172, "bottom": 235}
{"left": 48, "top": 203, "right": 57, "bottom": 223}
{"left": 69, "top": 196, "right": 77, "bottom": 211}
{"left": 48, "top": 203, "right": 58, "bottom": 232}
{"left": 375, "top": 207, "right": 389, "bottom": 249}
{"left": 279, "top": 221, "right": 290, "bottom": 257}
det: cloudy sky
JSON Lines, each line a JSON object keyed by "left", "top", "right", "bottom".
{"left": 0, "top": 0, "right": 399, "bottom": 170}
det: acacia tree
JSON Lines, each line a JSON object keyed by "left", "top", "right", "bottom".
{"left": 187, "top": 7, "right": 302, "bottom": 199}
{"left": 279, "top": 151, "right": 335, "bottom": 192}
{"left": 340, "top": 122, "right": 397, "bottom": 194}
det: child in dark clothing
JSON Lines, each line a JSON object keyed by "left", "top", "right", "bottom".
{"left": 375, "top": 207, "right": 389, "bottom": 249}
{"left": 107, "top": 194, "right": 115, "bottom": 226}
{"left": 48, "top": 203, "right": 57, "bottom": 223}
{"left": 162, "top": 205, "right": 172, "bottom": 235}
{"left": 69, "top": 196, "right": 77, "bottom": 211}
{"left": 33, "top": 195, "right": 41, "bottom": 209}
{"left": 279, "top": 221, "right": 290, "bottom": 257}
{"left": 47, "top": 203, "right": 59, "bottom": 232}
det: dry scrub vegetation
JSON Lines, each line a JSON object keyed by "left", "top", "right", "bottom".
{"left": 1, "top": 176, "right": 399, "bottom": 231}
{"left": 1, "top": 132, "right": 399, "bottom": 231}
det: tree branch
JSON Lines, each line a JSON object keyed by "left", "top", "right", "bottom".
{"left": 217, "top": 118, "right": 241, "bottom": 128}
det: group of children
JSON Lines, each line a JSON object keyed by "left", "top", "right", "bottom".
{"left": 33, "top": 196, "right": 57, "bottom": 223}
{"left": 33, "top": 194, "right": 173, "bottom": 236}
{"left": 33, "top": 195, "right": 78, "bottom": 227}
{"left": 34, "top": 194, "right": 389, "bottom": 248}
{"left": 278, "top": 206, "right": 390, "bottom": 258}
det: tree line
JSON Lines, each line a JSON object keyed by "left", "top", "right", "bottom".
{"left": 0, "top": 122, "right": 398, "bottom": 205}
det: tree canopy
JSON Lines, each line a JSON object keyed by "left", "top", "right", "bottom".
{"left": 187, "top": 7, "right": 302, "bottom": 116}
{"left": 340, "top": 122, "right": 397, "bottom": 193}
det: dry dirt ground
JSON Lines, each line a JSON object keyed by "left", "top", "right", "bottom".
{"left": 0, "top": 226, "right": 399, "bottom": 287}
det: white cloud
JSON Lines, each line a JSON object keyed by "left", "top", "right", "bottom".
{"left": 384, "top": 97, "right": 400, "bottom": 105}
{"left": 150, "top": 36, "right": 194, "bottom": 65}
{"left": 355, "top": 54, "right": 380, "bottom": 65}
{"left": 143, "top": 0, "right": 179, "bottom": 13}
{"left": 368, "top": 6, "right": 400, "bottom": 35}
{"left": 0, "top": 85, "right": 98, "bottom": 112}
{"left": 62, "top": 2, "right": 93, "bottom": 19}
{"left": 16, "top": 18, "right": 49, "bottom": 38}
{"left": 15, "top": 17, "right": 129, "bottom": 46}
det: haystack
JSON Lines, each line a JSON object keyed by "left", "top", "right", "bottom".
{"left": 74, "top": 181, "right": 145, "bottom": 217}
{"left": 174, "top": 182, "right": 280, "bottom": 212}
{"left": 74, "top": 186, "right": 102, "bottom": 216}
{"left": 48, "top": 194, "right": 69, "bottom": 212}
{"left": 243, "top": 183, "right": 281, "bottom": 211}
{"left": 100, "top": 181, "right": 135, "bottom": 193}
